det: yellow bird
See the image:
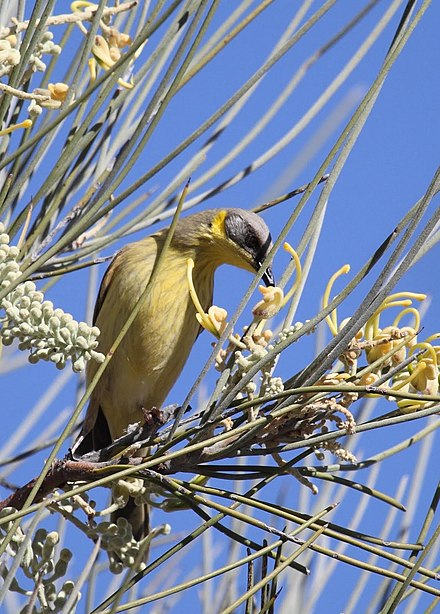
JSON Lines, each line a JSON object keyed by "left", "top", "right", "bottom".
{"left": 75, "top": 208, "right": 274, "bottom": 541}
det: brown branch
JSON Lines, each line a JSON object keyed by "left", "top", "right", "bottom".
{"left": 0, "top": 405, "right": 178, "bottom": 512}
{"left": 0, "top": 393, "right": 362, "bottom": 513}
{"left": 0, "top": 458, "right": 119, "bottom": 511}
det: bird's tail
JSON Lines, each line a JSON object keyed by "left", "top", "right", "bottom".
{"left": 112, "top": 498, "right": 150, "bottom": 544}
{"left": 74, "top": 404, "right": 151, "bottom": 559}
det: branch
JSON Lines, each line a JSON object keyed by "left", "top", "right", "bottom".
{"left": 1, "top": 2, "right": 138, "bottom": 35}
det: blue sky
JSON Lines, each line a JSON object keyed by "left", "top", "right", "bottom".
{"left": 1, "top": 2, "right": 439, "bottom": 612}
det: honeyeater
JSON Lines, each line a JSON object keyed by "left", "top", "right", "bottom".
{"left": 75, "top": 208, "right": 274, "bottom": 541}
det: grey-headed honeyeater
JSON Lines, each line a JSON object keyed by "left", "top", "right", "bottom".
{"left": 74, "top": 208, "right": 274, "bottom": 542}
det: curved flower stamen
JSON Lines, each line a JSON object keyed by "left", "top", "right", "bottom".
{"left": 280, "top": 242, "right": 302, "bottom": 307}
{"left": 364, "top": 299, "right": 413, "bottom": 341}
{"left": 322, "top": 264, "right": 350, "bottom": 336}
{"left": 187, "top": 258, "right": 228, "bottom": 338}
{"left": 364, "top": 291, "right": 426, "bottom": 342}
{"left": 0, "top": 119, "right": 32, "bottom": 137}
{"left": 392, "top": 307, "right": 421, "bottom": 332}
{"left": 384, "top": 291, "right": 427, "bottom": 304}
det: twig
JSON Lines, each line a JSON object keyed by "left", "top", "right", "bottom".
{"left": 0, "top": 83, "right": 50, "bottom": 102}
{"left": 1, "top": 2, "right": 138, "bottom": 35}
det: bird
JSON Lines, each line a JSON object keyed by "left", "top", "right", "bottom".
{"left": 74, "top": 208, "right": 274, "bottom": 542}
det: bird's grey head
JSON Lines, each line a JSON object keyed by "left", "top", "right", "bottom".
{"left": 223, "top": 209, "right": 274, "bottom": 286}
{"left": 171, "top": 208, "right": 275, "bottom": 286}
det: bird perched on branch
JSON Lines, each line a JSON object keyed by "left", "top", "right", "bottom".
{"left": 74, "top": 208, "right": 274, "bottom": 543}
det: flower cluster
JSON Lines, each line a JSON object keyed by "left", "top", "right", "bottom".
{"left": 186, "top": 241, "right": 439, "bottom": 489}
{"left": 89, "top": 516, "right": 147, "bottom": 574}
{"left": 0, "top": 223, "right": 104, "bottom": 372}
{"left": 0, "top": 28, "right": 60, "bottom": 79}
{"left": 70, "top": 0, "right": 136, "bottom": 90}
{"left": 111, "top": 476, "right": 152, "bottom": 509}
{"left": 86, "top": 498, "right": 170, "bottom": 574}
{"left": 0, "top": 34, "right": 20, "bottom": 77}
{"left": 323, "top": 264, "right": 440, "bottom": 413}
{"left": 257, "top": 370, "right": 357, "bottom": 457}
{"left": 28, "top": 30, "right": 61, "bottom": 73}
{"left": 28, "top": 82, "right": 70, "bottom": 116}
{"left": 0, "top": 509, "right": 78, "bottom": 612}
{"left": 187, "top": 256, "right": 287, "bottom": 409}
{"left": 0, "top": 25, "right": 67, "bottom": 127}
{"left": 234, "top": 333, "right": 275, "bottom": 405}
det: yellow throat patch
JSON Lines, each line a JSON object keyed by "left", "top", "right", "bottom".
{"left": 211, "top": 210, "right": 227, "bottom": 240}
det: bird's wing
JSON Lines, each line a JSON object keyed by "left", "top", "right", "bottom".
{"left": 75, "top": 239, "right": 160, "bottom": 454}
{"left": 92, "top": 246, "right": 127, "bottom": 324}
{"left": 74, "top": 247, "right": 129, "bottom": 454}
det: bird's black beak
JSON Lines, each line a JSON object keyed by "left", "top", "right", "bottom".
{"left": 261, "top": 264, "right": 275, "bottom": 287}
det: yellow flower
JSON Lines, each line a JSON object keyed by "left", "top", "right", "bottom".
{"left": 390, "top": 341, "right": 440, "bottom": 412}
{"left": 365, "top": 326, "right": 410, "bottom": 366}
{"left": 252, "top": 242, "right": 302, "bottom": 320}
{"left": 107, "top": 28, "right": 132, "bottom": 50}
{"left": 410, "top": 360, "right": 439, "bottom": 395}
{"left": 408, "top": 344, "right": 439, "bottom": 395}
{"left": 92, "top": 35, "right": 114, "bottom": 70}
{"left": 252, "top": 285, "right": 284, "bottom": 319}
{"left": 196, "top": 305, "right": 228, "bottom": 338}
{"left": 48, "top": 82, "right": 69, "bottom": 102}
{"left": 89, "top": 34, "right": 133, "bottom": 89}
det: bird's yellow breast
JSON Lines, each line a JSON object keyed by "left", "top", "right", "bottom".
{"left": 88, "top": 238, "right": 214, "bottom": 439}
